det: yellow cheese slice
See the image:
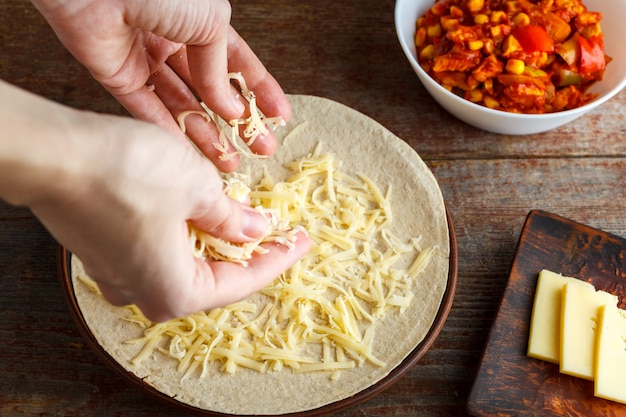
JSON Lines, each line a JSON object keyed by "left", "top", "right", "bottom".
{"left": 595, "top": 303, "right": 626, "bottom": 404}
{"left": 560, "top": 280, "right": 618, "bottom": 380}
{"left": 527, "top": 270, "right": 577, "bottom": 363}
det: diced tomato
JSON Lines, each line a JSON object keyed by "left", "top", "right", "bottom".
{"left": 578, "top": 35, "right": 606, "bottom": 74}
{"left": 512, "top": 25, "right": 555, "bottom": 53}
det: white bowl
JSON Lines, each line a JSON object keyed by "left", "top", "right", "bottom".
{"left": 395, "top": 0, "right": 626, "bottom": 135}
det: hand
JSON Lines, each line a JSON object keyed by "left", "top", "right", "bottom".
{"left": 49, "top": 113, "right": 310, "bottom": 322}
{"left": 0, "top": 81, "right": 310, "bottom": 322}
{"left": 31, "top": 0, "right": 291, "bottom": 172}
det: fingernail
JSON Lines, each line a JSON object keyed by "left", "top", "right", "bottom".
{"left": 242, "top": 206, "right": 267, "bottom": 239}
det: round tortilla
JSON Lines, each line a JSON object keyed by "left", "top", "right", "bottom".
{"left": 71, "top": 94, "right": 450, "bottom": 415}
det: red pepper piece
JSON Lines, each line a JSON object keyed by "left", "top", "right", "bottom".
{"left": 579, "top": 35, "right": 606, "bottom": 74}
{"left": 512, "top": 25, "right": 555, "bottom": 53}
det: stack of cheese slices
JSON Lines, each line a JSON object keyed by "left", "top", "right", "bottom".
{"left": 528, "top": 269, "right": 626, "bottom": 404}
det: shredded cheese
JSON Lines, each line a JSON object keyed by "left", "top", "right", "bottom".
{"left": 176, "top": 72, "right": 286, "bottom": 161}
{"left": 73, "top": 141, "right": 437, "bottom": 381}
{"left": 78, "top": 81, "right": 436, "bottom": 380}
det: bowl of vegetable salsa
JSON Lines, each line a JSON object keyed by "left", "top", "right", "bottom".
{"left": 395, "top": 0, "right": 626, "bottom": 135}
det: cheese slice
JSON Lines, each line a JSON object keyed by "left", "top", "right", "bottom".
{"left": 527, "top": 270, "right": 577, "bottom": 363}
{"left": 595, "top": 303, "right": 626, "bottom": 404}
{"left": 560, "top": 280, "right": 618, "bottom": 380}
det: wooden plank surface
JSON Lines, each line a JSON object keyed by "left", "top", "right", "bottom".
{"left": 1, "top": 0, "right": 625, "bottom": 416}
{"left": 467, "top": 210, "right": 626, "bottom": 417}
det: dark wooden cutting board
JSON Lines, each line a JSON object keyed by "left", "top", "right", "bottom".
{"left": 467, "top": 210, "right": 626, "bottom": 417}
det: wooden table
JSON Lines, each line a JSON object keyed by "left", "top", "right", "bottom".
{"left": 1, "top": 1, "right": 625, "bottom": 416}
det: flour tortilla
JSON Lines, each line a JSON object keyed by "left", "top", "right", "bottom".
{"left": 71, "top": 95, "right": 451, "bottom": 415}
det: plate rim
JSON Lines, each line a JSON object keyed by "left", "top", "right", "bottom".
{"left": 57, "top": 209, "right": 458, "bottom": 416}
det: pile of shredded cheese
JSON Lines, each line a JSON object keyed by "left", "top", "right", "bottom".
{"left": 112, "top": 142, "right": 435, "bottom": 381}
{"left": 78, "top": 75, "right": 436, "bottom": 381}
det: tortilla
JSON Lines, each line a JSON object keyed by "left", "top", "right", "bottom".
{"left": 71, "top": 94, "right": 450, "bottom": 415}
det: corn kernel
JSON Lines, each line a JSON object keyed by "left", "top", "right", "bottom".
{"left": 450, "top": 5, "right": 464, "bottom": 17}
{"left": 468, "top": 40, "right": 484, "bottom": 51}
{"left": 506, "top": 59, "right": 525, "bottom": 75}
{"left": 467, "top": 76, "right": 480, "bottom": 91}
{"left": 484, "top": 95, "right": 499, "bottom": 109}
{"left": 467, "top": 89, "right": 484, "bottom": 103}
{"left": 440, "top": 16, "right": 459, "bottom": 31}
{"left": 483, "top": 38, "right": 495, "bottom": 54}
{"left": 490, "top": 11, "right": 506, "bottom": 23}
{"left": 420, "top": 45, "right": 435, "bottom": 60}
{"left": 505, "top": 1, "right": 521, "bottom": 13}
{"left": 415, "top": 27, "right": 427, "bottom": 47}
{"left": 513, "top": 13, "right": 530, "bottom": 27}
{"left": 474, "top": 14, "right": 489, "bottom": 25}
{"left": 427, "top": 23, "right": 442, "bottom": 38}
{"left": 441, "top": 16, "right": 459, "bottom": 31}
{"left": 467, "top": 0, "right": 484, "bottom": 13}
{"left": 484, "top": 79, "right": 494, "bottom": 95}
{"left": 490, "top": 25, "right": 502, "bottom": 37}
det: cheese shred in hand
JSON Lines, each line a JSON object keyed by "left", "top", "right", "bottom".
{"left": 187, "top": 172, "right": 302, "bottom": 267}
{"left": 76, "top": 140, "right": 437, "bottom": 382}
{"left": 176, "top": 72, "right": 285, "bottom": 161}
{"left": 175, "top": 69, "right": 296, "bottom": 265}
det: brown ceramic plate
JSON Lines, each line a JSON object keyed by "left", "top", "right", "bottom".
{"left": 467, "top": 210, "right": 626, "bottom": 417}
{"left": 56, "top": 94, "right": 459, "bottom": 416}
{"left": 58, "top": 214, "right": 456, "bottom": 417}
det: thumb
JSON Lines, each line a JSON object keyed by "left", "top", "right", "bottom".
{"left": 191, "top": 193, "right": 268, "bottom": 243}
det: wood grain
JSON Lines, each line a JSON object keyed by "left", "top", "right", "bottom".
{"left": 1, "top": 0, "right": 625, "bottom": 416}
{"left": 467, "top": 210, "right": 626, "bottom": 417}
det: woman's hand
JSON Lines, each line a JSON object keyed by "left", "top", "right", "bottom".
{"left": 0, "top": 81, "right": 310, "bottom": 322}
{"left": 31, "top": 0, "right": 291, "bottom": 172}
{"left": 50, "top": 113, "right": 310, "bottom": 322}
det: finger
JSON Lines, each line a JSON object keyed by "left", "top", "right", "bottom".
{"left": 111, "top": 84, "right": 186, "bottom": 140}
{"left": 166, "top": 46, "right": 193, "bottom": 85}
{"left": 110, "top": 83, "right": 241, "bottom": 173}
{"left": 124, "top": 0, "right": 243, "bottom": 118}
{"left": 97, "top": 281, "right": 132, "bottom": 308}
{"left": 225, "top": 27, "right": 292, "bottom": 123}
{"left": 184, "top": 19, "right": 245, "bottom": 121}
{"left": 191, "top": 193, "right": 269, "bottom": 244}
{"left": 167, "top": 47, "right": 276, "bottom": 158}
{"left": 186, "top": 44, "right": 280, "bottom": 158}
{"left": 184, "top": 29, "right": 283, "bottom": 156}
{"left": 147, "top": 64, "right": 241, "bottom": 172}
{"left": 185, "top": 230, "right": 311, "bottom": 314}
{"left": 135, "top": 231, "right": 310, "bottom": 322}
